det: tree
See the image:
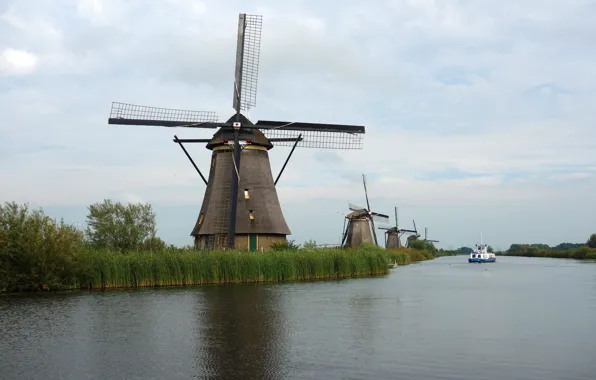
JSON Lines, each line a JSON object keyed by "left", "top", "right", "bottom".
{"left": 409, "top": 240, "right": 438, "bottom": 253}
{"left": 271, "top": 239, "right": 301, "bottom": 251}
{"left": 0, "top": 202, "right": 85, "bottom": 291}
{"left": 487, "top": 245, "right": 494, "bottom": 253}
{"left": 587, "top": 234, "right": 596, "bottom": 249}
{"left": 85, "top": 199, "right": 159, "bottom": 252}
{"left": 507, "top": 243, "right": 549, "bottom": 253}
{"left": 554, "top": 242, "right": 585, "bottom": 250}
{"left": 302, "top": 240, "right": 317, "bottom": 250}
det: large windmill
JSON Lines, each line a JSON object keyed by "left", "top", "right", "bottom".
{"left": 379, "top": 207, "right": 417, "bottom": 249}
{"left": 341, "top": 174, "right": 389, "bottom": 248}
{"left": 107, "top": 13, "right": 365, "bottom": 251}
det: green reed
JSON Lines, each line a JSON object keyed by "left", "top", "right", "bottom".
{"left": 79, "top": 247, "right": 392, "bottom": 290}
{"left": 0, "top": 200, "right": 445, "bottom": 292}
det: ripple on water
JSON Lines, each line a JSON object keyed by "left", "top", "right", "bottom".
{"left": 1, "top": 256, "right": 595, "bottom": 380}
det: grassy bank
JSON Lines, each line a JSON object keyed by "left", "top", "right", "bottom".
{"left": 0, "top": 201, "right": 451, "bottom": 293}
{"left": 81, "top": 246, "right": 390, "bottom": 290}
{"left": 502, "top": 247, "right": 596, "bottom": 260}
{"left": 2, "top": 245, "right": 447, "bottom": 293}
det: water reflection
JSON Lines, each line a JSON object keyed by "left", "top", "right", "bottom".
{"left": 0, "top": 292, "right": 96, "bottom": 380}
{"left": 85, "top": 290, "right": 200, "bottom": 380}
{"left": 2, "top": 257, "right": 596, "bottom": 379}
{"left": 349, "top": 295, "right": 375, "bottom": 347}
{"left": 193, "top": 284, "right": 289, "bottom": 380}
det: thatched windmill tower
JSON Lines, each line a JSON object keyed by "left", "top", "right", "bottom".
{"left": 341, "top": 174, "right": 389, "bottom": 248}
{"left": 108, "top": 14, "right": 366, "bottom": 251}
{"left": 379, "top": 207, "right": 417, "bottom": 249}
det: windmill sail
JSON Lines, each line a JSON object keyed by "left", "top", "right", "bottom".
{"left": 370, "top": 212, "right": 390, "bottom": 224}
{"left": 233, "top": 14, "right": 263, "bottom": 113}
{"left": 108, "top": 102, "right": 220, "bottom": 127}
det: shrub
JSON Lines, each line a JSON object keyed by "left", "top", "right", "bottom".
{"left": 0, "top": 202, "right": 86, "bottom": 292}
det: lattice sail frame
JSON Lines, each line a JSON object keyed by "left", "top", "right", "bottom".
{"left": 371, "top": 213, "right": 390, "bottom": 224}
{"left": 238, "top": 14, "right": 263, "bottom": 112}
{"left": 109, "top": 102, "right": 364, "bottom": 149}
{"left": 110, "top": 102, "right": 219, "bottom": 125}
{"left": 261, "top": 128, "right": 363, "bottom": 149}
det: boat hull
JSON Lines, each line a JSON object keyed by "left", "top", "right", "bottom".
{"left": 468, "top": 257, "right": 496, "bottom": 263}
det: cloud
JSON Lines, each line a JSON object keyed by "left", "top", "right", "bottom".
{"left": 1, "top": 0, "right": 595, "bottom": 249}
{"left": 0, "top": 48, "right": 38, "bottom": 75}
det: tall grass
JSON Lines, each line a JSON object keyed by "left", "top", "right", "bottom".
{"left": 0, "top": 202, "right": 448, "bottom": 293}
{"left": 1, "top": 243, "right": 444, "bottom": 293}
{"left": 78, "top": 247, "right": 390, "bottom": 290}
{"left": 76, "top": 244, "right": 450, "bottom": 290}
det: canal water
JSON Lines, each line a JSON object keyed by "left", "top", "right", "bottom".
{"left": 1, "top": 256, "right": 595, "bottom": 380}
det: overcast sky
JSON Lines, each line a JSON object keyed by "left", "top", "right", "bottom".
{"left": 1, "top": 0, "right": 595, "bottom": 250}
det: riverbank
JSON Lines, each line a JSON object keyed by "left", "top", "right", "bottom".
{"left": 0, "top": 200, "right": 450, "bottom": 293}
{"left": 502, "top": 246, "right": 596, "bottom": 260}
{"left": 1, "top": 245, "right": 448, "bottom": 293}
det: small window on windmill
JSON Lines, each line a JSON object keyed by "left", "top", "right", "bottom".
{"left": 198, "top": 213, "right": 205, "bottom": 225}
{"left": 249, "top": 210, "right": 255, "bottom": 220}
{"left": 244, "top": 189, "right": 250, "bottom": 199}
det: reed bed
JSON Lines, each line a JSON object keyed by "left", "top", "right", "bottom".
{"left": 385, "top": 248, "right": 434, "bottom": 264}
{"left": 80, "top": 247, "right": 391, "bottom": 290}
{"left": 503, "top": 247, "right": 596, "bottom": 260}
{"left": 2, "top": 242, "right": 450, "bottom": 293}
{"left": 0, "top": 198, "right": 446, "bottom": 292}
{"left": 1, "top": 201, "right": 455, "bottom": 293}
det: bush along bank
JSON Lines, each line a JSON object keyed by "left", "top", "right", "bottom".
{"left": 0, "top": 201, "right": 449, "bottom": 293}
{"left": 502, "top": 246, "right": 596, "bottom": 260}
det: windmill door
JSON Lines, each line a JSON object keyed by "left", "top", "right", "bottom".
{"left": 249, "top": 235, "right": 257, "bottom": 251}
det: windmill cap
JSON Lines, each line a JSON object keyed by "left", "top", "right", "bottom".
{"left": 206, "top": 114, "right": 273, "bottom": 150}
{"left": 346, "top": 210, "right": 369, "bottom": 219}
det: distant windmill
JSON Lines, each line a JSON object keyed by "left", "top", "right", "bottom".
{"left": 423, "top": 226, "right": 439, "bottom": 244}
{"left": 379, "top": 207, "right": 417, "bottom": 249}
{"left": 405, "top": 219, "right": 422, "bottom": 247}
{"left": 341, "top": 174, "right": 389, "bottom": 248}
{"left": 107, "top": 13, "right": 366, "bottom": 251}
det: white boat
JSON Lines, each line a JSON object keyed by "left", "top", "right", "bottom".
{"left": 468, "top": 232, "right": 496, "bottom": 263}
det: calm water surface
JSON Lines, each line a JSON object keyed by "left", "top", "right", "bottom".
{"left": 1, "top": 256, "right": 595, "bottom": 380}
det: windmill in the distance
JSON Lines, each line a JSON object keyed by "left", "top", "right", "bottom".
{"left": 341, "top": 174, "right": 389, "bottom": 248}
{"left": 405, "top": 219, "right": 422, "bottom": 247}
{"left": 405, "top": 222, "right": 439, "bottom": 248}
{"left": 107, "top": 13, "right": 366, "bottom": 251}
{"left": 379, "top": 207, "right": 417, "bottom": 249}
{"left": 423, "top": 227, "right": 439, "bottom": 245}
